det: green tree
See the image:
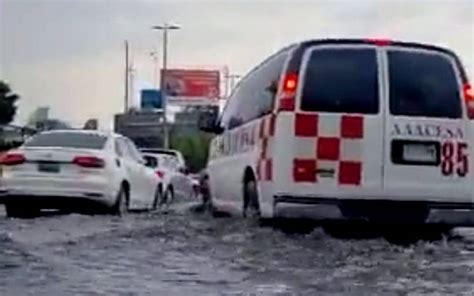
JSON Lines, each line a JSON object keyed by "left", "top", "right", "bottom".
{"left": 170, "top": 132, "right": 212, "bottom": 172}
{"left": 0, "top": 81, "right": 19, "bottom": 125}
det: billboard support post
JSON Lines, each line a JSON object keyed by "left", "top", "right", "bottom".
{"left": 153, "top": 23, "right": 181, "bottom": 149}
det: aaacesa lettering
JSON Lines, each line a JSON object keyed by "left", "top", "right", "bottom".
{"left": 391, "top": 123, "right": 464, "bottom": 139}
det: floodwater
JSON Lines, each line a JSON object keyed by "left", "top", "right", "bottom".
{"left": 0, "top": 203, "right": 473, "bottom": 295}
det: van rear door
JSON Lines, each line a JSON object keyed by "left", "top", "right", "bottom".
{"left": 382, "top": 47, "right": 471, "bottom": 202}
{"left": 284, "top": 45, "right": 384, "bottom": 198}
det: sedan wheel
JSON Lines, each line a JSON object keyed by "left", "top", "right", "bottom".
{"left": 151, "top": 185, "right": 162, "bottom": 211}
{"left": 112, "top": 186, "right": 129, "bottom": 216}
{"left": 163, "top": 187, "right": 174, "bottom": 205}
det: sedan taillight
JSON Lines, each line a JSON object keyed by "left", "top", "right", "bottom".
{"left": 156, "top": 170, "right": 165, "bottom": 178}
{"left": 0, "top": 153, "right": 26, "bottom": 166}
{"left": 73, "top": 156, "right": 105, "bottom": 168}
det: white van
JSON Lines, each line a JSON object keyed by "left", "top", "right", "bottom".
{"left": 200, "top": 39, "right": 474, "bottom": 226}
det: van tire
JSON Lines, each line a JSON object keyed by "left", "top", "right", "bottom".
{"left": 243, "top": 178, "right": 260, "bottom": 219}
{"left": 5, "top": 203, "right": 39, "bottom": 219}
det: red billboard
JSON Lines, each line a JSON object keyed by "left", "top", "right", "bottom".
{"left": 162, "top": 69, "right": 220, "bottom": 105}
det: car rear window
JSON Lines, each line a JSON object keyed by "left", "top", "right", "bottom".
{"left": 143, "top": 155, "right": 159, "bottom": 168}
{"left": 24, "top": 132, "right": 107, "bottom": 149}
{"left": 388, "top": 50, "right": 461, "bottom": 118}
{"left": 301, "top": 48, "right": 379, "bottom": 114}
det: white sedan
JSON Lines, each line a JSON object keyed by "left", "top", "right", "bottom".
{"left": 142, "top": 153, "right": 195, "bottom": 203}
{"left": 0, "top": 130, "right": 162, "bottom": 218}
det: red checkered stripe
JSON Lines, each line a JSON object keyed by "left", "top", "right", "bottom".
{"left": 256, "top": 114, "right": 276, "bottom": 181}
{"left": 293, "top": 113, "right": 364, "bottom": 186}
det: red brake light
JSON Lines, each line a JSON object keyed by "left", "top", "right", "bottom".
{"left": 0, "top": 153, "right": 26, "bottom": 166}
{"left": 283, "top": 73, "right": 298, "bottom": 92}
{"left": 464, "top": 83, "right": 474, "bottom": 100}
{"left": 73, "top": 156, "right": 105, "bottom": 168}
{"left": 156, "top": 170, "right": 165, "bottom": 178}
{"left": 278, "top": 73, "right": 298, "bottom": 111}
{"left": 365, "top": 38, "right": 392, "bottom": 46}
{"left": 463, "top": 83, "right": 474, "bottom": 119}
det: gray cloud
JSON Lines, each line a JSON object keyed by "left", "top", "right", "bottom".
{"left": 1, "top": 0, "right": 473, "bottom": 127}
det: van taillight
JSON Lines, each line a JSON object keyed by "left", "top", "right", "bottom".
{"left": 0, "top": 153, "right": 26, "bottom": 166}
{"left": 73, "top": 156, "right": 105, "bottom": 168}
{"left": 278, "top": 73, "right": 298, "bottom": 111}
{"left": 464, "top": 83, "right": 474, "bottom": 119}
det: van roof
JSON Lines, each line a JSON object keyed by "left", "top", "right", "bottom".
{"left": 287, "top": 38, "right": 468, "bottom": 82}
{"left": 298, "top": 38, "right": 453, "bottom": 54}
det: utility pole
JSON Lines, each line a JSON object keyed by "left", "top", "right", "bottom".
{"left": 124, "top": 41, "right": 130, "bottom": 113}
{"left": 152, "top": 23, "right": 180, "bottom": 149}
{"left": 129, "top": 61, "right": 135, "bottom": 110}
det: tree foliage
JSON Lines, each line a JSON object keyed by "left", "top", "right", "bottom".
{"left": 170, "top": 132, "right": 212, "bottom": 172}
{"left": 0, "top": 81, "right": 19, "bottom": 125}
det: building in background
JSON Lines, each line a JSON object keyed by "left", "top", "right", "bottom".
{"left": 26, "top": 107, "right": 49, "bottom": 126}
{"left": 114, "top": 110, "right": 165, "bottom": 148}
{"left": 26, "top": 106, "right": 72, "bottom": 131}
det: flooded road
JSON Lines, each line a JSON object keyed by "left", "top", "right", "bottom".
{"left": 0, "top": 203, "right": 473, "bottom": 295}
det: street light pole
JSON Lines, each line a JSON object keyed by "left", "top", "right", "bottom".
{"left": 152, "top": 23, "right": 180, "bottom": 149}
{"left": 124, "top": 41, "right": 130, "bottom": 113}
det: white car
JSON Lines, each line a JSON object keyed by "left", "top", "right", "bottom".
{"left": 140, "top": 148, "right": 186, "bottom": 168}
{"left": 142, "top": 153, "right": 195, "bottom": 203}
{"left": 0, "top": 130, "right": 162, "bottom": 218}
{"left": 201, "top": 38, "right": 474, "bottom": 228}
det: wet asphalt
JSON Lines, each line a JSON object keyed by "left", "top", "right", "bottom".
{"left": 0, "top": 201, "right": 473, "bottom": 296}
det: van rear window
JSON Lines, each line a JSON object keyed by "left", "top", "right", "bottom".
{"left": 388, "top": 50, "right": 461, "bottom": 118}
{"left": 300, "top": 48, "right": 379, "bottom": 114}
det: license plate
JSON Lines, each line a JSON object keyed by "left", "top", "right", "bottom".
{"left": 38, "top": 162, "right": 60, "bottom": 173}
{"left": 403, "top": 144, "right": 437, "bottom": 162}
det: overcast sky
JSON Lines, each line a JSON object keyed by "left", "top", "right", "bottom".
{"left": 1, "top": 0, "right": 473, "bottom": 128}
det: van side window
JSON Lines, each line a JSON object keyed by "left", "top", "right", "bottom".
{"left": 220, "top": 50, "right": 289, "bottom": 130}
{"left": 301, "top": 48, "right": 379, "bottom": 114}
{"left": 219, "top": 87, "right": 242, "bottom": 130}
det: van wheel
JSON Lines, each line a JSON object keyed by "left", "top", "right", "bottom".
{"left": 5, "top": 203, "right": 39, "bottom": 219}
{"left": 112, "top": 185, "right": 129, "bottom": 216}
{"left": 383, "top": 225, "right": 452, "bottom": 245}
{"left": 243, "top": 179, "right": 260, "bottom": 219}
{"left": 273, "top": 219, "right": 315, "bottom": 235}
